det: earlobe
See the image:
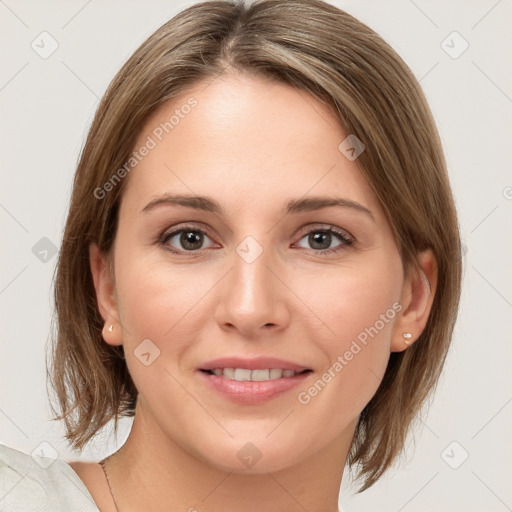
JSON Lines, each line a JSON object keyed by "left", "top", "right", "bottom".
{"left": 391, "top": 248, "right": 438, "bottom": 352}
{"left": 89, "top": 243, "right": 123, "bottom": 346}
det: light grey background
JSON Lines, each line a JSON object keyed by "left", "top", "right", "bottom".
{"left": 1, "top": 1, "right": 511, "bottom": 511}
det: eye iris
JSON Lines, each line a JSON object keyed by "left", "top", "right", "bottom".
{"left": 181, "top": 231, "right": 203, "bottom": 250}
{"left": 310, "top": 231, "right": 331, "bottom": 250}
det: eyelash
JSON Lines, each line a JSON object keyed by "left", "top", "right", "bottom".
{"left": 159, "top": 223, "right": 354, "bottom": 257}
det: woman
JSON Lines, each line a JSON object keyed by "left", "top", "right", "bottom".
{"left": 0, "top": 0, "right": 461, "bottom": 510}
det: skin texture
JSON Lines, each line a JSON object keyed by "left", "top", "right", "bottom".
{"left": 78, "top": 72, "right": 437, "bottom": 512}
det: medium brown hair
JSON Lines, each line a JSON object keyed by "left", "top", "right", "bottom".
{"left": 47, "top": 0, "right": 462, "bottom": 492}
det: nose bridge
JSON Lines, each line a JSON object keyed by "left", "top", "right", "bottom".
{"left": 215, "top": 233, "right": 289, "bottom": 335}
{"left": 234, "top": 235, "right": 272, "bottom": 305}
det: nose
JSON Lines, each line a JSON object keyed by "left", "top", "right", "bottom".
{"left": 214, "top": 241, "right": 290, "bottom": 338}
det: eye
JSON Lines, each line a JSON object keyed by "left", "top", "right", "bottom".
{"left": 160, "top": 225, "right": 218, "bottom": 254}
{"left": 159, "top": 223, "right": 354, "bottom": 256}
{"left": 294, "top": 225, "right": 354, "bottom": 256}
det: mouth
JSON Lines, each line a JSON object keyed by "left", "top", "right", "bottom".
{"left": 199, "top": 368, "right": 313, "bottom": 381}
{"left": 197, "top": 367, "right": 313, "bottom": 404}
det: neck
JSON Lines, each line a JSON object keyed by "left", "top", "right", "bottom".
{"left": 106, "top": 398, "right": 356, "bottom": 512}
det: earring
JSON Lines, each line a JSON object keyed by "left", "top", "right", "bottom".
{"left": 108, "top": 324, "right": 114, "bottom": 332}
{"left": 402, "top": 332, "right": 413, "bottom": 345}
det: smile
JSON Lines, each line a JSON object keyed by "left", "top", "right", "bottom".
{"left": 198, "top": 368, "right": 313, "bottom": 404}
{"left": 201, "top": 368, "right": 311, "bottom": 381}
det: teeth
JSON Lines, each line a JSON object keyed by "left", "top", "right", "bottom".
{"left": 247, "top": 369, "right": 269, "bottom": 381}
{"left": 209, "top": 368, "right": 300, "bottom": 381}
{"left": 234, "top": 368, "right": 252, "bottom": 381}
{"left": 269, "top": 368, "right": 283, "bottom": 379}
{"left": 223, "top": 368, "right": 235, "bottom": 379}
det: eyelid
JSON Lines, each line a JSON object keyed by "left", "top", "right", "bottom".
{"left": 295, "top": 222, "right": 353, "bottom": 241}
{"left": 160, "top": 223, "right": 353, "bottom": 241}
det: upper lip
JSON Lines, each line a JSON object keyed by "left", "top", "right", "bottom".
{"left": 199, "top": 356, "right": 311, "bottom": 372}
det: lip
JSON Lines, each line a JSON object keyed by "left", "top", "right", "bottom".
{"left": 198, "top": 369, "right": 312, "bottom": 404}
{"left": 199, "top": 356, "right": 311, "bottom": 373}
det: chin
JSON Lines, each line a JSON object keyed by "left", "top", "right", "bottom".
{"left": 193, "top": 435, "right": 309, "bottom": 475}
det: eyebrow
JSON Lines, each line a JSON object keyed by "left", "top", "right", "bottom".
{"left": 142, "top": 193, "right": 375, "bottom": 222}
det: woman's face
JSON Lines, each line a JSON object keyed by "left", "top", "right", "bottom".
{"left": 97, "top": 73, "right": 414, "bottom": 473}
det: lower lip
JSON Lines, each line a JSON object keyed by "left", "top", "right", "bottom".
{"left": 197, "top": 370, "right": 312, "bottom": 404}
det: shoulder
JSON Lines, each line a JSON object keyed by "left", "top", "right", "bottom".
{"left": 0, "top": 443, "right": 99, "bottom": 512}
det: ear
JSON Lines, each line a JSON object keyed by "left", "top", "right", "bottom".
{"left": 89, "top": 243, "right": 123, "bottom": 346}
{"left": 391, "top": 248, "right": 438, "bottom": 352}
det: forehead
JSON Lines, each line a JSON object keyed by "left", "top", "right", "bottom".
{"left": 121, "top": 73, "right": 382, "bottom": 219}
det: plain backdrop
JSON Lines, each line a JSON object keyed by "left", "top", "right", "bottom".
{"left": 1, "top": 1, "right": 511, "bottom": 511}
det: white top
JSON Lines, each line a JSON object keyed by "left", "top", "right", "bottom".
{"left": 0, "top": 443, "right": 99, "bottom": 511}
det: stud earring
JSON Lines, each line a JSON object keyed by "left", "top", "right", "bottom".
{"left": 402, "top": 332, "right": 412, "bottom": 344}
{"left": 108, "top": 324, "right": 114, "bottom": 332}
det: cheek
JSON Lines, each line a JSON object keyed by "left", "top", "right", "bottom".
{"left": 294, "top": 257, "right": 401, "bottom": 348}
{"left": 113, "top": 250, "right": 219, "bottom": 359}
{"left": 112, "top": 256, "right": 211, "bottom": 412}
{"left": 118, "top": 266, "right": 184, "bottom": 325}
{"left": 292, "top": 260, "right": 402, "bottom": 417}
